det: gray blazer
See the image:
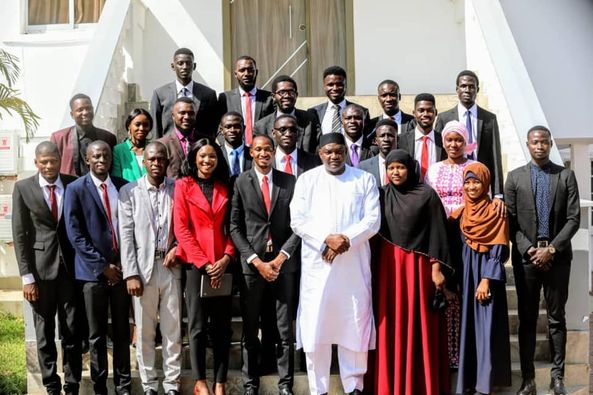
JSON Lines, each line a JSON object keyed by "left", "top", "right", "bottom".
{"left": 358, "top": 155, "right": 382, "bottom": 187}
{"left": 118, "top": 176, "right": 180, "bottom": 283}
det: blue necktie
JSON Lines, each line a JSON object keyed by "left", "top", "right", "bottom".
{"left": 465, "top": 110, "right": 475, "bottom": 160}
{"left": 231, "top": 150, "right": 241, "bottom": 176}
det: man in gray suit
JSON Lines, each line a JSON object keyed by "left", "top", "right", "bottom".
{"left": 118, "top": 142, "right": 182, "bottom": 395}
{"left": 151, "top": 48, "right": 218, "bottom": 138}
{"left": 358, "top": 119, "right": 397, "bottom": 187}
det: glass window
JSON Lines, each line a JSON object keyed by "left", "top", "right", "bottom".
{"left": 27, "top": 0, "right": 106, "bottom": 28}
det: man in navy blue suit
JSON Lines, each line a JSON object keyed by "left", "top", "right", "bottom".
{"left": 64, "top": 141, "right": 131, "bottom": 395}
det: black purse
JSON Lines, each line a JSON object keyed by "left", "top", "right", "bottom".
{"left": 431, "top": 289, "right": 448, "bottom": 311}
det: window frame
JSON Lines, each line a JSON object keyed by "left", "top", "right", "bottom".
{"left": 24, "top": 0, "right": 101, "bottom": 33}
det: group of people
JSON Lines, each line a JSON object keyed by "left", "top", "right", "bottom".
{"left": 12, "top": 47, "right": 580, "bottom": 395}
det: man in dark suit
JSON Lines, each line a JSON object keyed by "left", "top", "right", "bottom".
{"left": 435, "top": 70, "right": 503, "bottom": 197}
{"left": 216, "top": 111, "right": 253, "bottom": 177}
{"left": 151, "top": 47, "right": 218, "bottom": 138}
{"left": 271, "top": 114, "right": 321, "bottom": 177}
{"left": 341, "top": 104, "right": 374, "bottom": 167}
{"left": 230, "top": 134, "right": 300, "bottom": 395}
{"left": 158, "top": 97, "right": 206, "bottom": 179}
{"left": 255, "top": 75, "right": 320, "bottom": 153}
{"left": 506, "top": 126, "right": 580, "bottom": 395}
{"left": 12, "top": 141, "right": 81, "bottom": 395}
{"left": 64, "top": 141, "right": 131, "bottom": 395}
{"left": 307, "top": 66, "right": 370, "bottom": 138}
{"left": 366, "top": 80, "right": 414, "bottom": 141}
{"left": 358, "top": 119, "right": 398, "bottom": 187}
{"left": 398, "top": 93, "right": 447, "bottom": 180}
{"left": 50, "top": 93, "right": 116, "bottom": 176}
{"left": 218, "top": 56, "right": 274, "bottom": 147}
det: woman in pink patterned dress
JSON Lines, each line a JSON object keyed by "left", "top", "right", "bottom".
{"left": 425, "top": 120, "right": 476, "bottom": 369}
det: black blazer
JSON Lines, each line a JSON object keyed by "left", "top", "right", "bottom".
{"left": 435, "top": 105, "right": 503, "bottom": 196}
{"left": 151, "top": 81, "right": 219, "bottom": 138}
{"left": 230, "top": 169, "right": 300, "bottom": 274}
{"left": 217, "top": 88, "right": 274, "bottom": 125}
{"left": 307, "top": 99, "right": 372, "bottom": 143}
{"left": 366, "top": 111, "right": 415, "bottom": 139}
{"left": 397, "top": 129, "right": 447, "bottom": 163}
{"left": 273, "top": 148, "right": 321, "bottom": 177}
{"left": 12, "top": 173, "right": 77, "bottom": 281}
{"left": 254, "top": 108, "right": 321, "bottom": 154}
{"left": 216, "top": 134, "right": 253, "bottom": 174}
{"left": 505, "top": 162, "right": 580, "bottom": 265}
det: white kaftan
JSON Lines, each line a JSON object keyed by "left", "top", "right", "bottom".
{"left": 290, "top": 165, "right": 380, "bottom": 353}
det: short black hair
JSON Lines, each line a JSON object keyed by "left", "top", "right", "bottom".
{"left": 252, "top": 133, "right": 275, "bottom": 147}
{"left": 181, "top": 138, "right": 230, "bottom": 182}
{"left": 124, "top": 108, "right": 153, "bottom": 131}
{"left": 144, "top": 141, "right": 168, "bottom": 158}
{"left": 375, "top": 118, "right": 398, "bottom": 131}
{"left": 377, "top": 79, "right": 400, "bottom": 91}
{"left": 527, "top": 125, "right": 552, "bottom": 139}
{"left": 35, "top": 141, "right": 60, "bottom": 158}
{"left": 456, "top": 70, "right": 480, "bottom": 88}
{"left": 86, "top": 140, "right": 111, "bottom": 157}
{"left": 342, "top": 103, "right": 365, "bottom": 117}
{"left": 174, "top": 47, "right": 194, "bottom": 59}
{"left": 174, "top": 97, "right": 195, "bottom": 107}
{"left": 220, "top": 111, "right": 243, "bottom": 124}
{"left": 414, "top": 93, "right": 436, "bottom": 106}
{"left": 236, "top": 55, "right": 257, "bottom": 68}
{"left": 273, "top": 114, "right": 297, "bottom": 128}
{"left": 271, "top": 75, "right": 298, "bottom": 93}
{"left": 323, "top": 65, "right": 347, "bottom": 79}
{"left": 69, "top": 93, "right": 91, "bottom": 109}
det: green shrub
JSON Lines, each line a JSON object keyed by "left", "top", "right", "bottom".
{"left": 0, "top": 312, "right": 26, "bottom": 395}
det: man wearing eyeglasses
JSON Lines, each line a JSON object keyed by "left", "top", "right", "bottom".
{"left": 254, "top": 75, "right": 321, "bottom": 153}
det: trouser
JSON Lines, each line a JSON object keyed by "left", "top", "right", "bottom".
{"left": 81, "top": 280, "right": 131, "bottom": 395}
{"left": 185, "top": 265, "right": 232, "bottom": 382}
{"left": 513, "top": 262, "right": 570, "bottom": 380}
{"left": 305, "top": 345, "right": 367, "bottom": 395}
{"left": 240, "top": 272, "right": 296, "bottom": 391}
{"left": 133, "top": 258, "right": 182, "bottom": 392}
{"left": 31, "top": 267, "right": 81, "bottom": 394}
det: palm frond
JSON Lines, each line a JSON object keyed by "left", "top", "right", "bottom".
{"left": 0, "top": 84, "right": 40, "bottom": 142}
{"left": 0, "top": 49, "right": 20, "bottom": 88}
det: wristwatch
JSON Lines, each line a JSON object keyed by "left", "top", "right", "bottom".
{"left": 548, "top": 244, "right": 556, "bottom": 254}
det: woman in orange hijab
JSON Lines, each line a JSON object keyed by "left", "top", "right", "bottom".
{"left": 451, "top": 162, "right": 511, "bottom": 395}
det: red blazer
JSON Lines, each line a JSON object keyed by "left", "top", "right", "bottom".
{"left": 174, "top": 176, "right": 235, "bottom": 268}
{"left": 50, "top": 126, "right": 116, "bottom": 176}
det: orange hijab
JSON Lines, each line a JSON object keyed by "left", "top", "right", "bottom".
{"left": 451, "top": 162, "right": 509, "bottom": 253}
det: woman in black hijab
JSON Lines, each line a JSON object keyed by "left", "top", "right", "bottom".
{"left": 374, "top": 149, "right": 452, "bottom": 395}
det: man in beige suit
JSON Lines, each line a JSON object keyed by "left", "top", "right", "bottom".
{"left": 118, "top": 141, "right": 182, "bottom": 395}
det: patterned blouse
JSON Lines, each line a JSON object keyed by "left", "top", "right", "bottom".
{"left": 425, "top": 159, "right": 476, "bottom": 217}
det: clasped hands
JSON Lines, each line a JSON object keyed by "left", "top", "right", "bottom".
{"left": 253, "top": 253, "right": 287, "bottom": 282}
{"left": 322, "top": 234, "right": 350, "bottom": 264}
{"left": 206, "top": 254, "right": 232, "bottom": 289}
{"left": 527, "top": 246, "right": 553, "bottom": 271}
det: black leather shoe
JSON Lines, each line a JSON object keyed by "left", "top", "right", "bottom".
{"left": 244, "top": 388, "right": 258, "bottom": 395}
{"left": 550, "top": 377, "right": 567, "bottom": 395}
{"left": 516, "top": 378, "right": 536, "bottom": 395}
{"left": 144, "top": 391, "right": 157, "bottom": 395}
{"left": 279, "top": 387, "right": 294, "bottom": 395}
{"left": 349, "top": 390, "right": 363, "bottom": 395}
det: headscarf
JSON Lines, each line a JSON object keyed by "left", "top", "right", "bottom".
{"left": 442, "top": 120, "right": 477, "bottom": 155}
{"left": 451, "top": 162, "right": 509, "bottom": 253}
{"left": 380, "top": 150, "right": 451, "bottom": 266}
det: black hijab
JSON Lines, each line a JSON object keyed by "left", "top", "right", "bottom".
{"left": 379, "top": 150, "right": 451, "bottom": 267}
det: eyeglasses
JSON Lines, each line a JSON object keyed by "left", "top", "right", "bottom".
{"left": 274, "top": 127, "right": 298, "bottom": 134}
{"left": 274, "top": 89, "right": 297, "bottom": 97}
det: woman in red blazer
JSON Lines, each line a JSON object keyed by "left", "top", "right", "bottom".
{"left": 174, "top": 138, "right": 234, "bottom": 395}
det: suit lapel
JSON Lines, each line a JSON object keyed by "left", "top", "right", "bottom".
{"left": 523, "top": 163, "right": 537, "bottom": 212}
{"left": 70, "top": 126, "right": 80, "bottom": 174}
{"left": 476, "top": 106, "right": 484, "bottom": 154}
{"left": 296, "top": 149, "right": 305, "bottom": 175}
{"left": 232, "top": 89, "right": 242, "bottom": 113}
{"left": 191, "top": 83, "right": 202, "bottom": 113}
{"left": 187, "top": 180, "right": 213, "bottom": 216}
{"left": 211, "top": 181, "right": 228, "bottom": 217}
{"left": 248, "top": 170, "right": 268, "bottom": 216}
{"left": 137, "top": 177, "right": 155, "bottom": 234}
{"left": 165, "top": 178, "right": 176, "bottom": 247}
{"left": 84, "top": 174, "right": 108, "bottom": 217}
{"left": 30, "top": 174, "right": 56, "bottom": 225}
{"left": 549, "top": 165, "right": 560, "bottom": 210}
{"left": 269, "top": 170, "right": 281, "bottom": 216}
{"left": 254, "top": 91, "right": 263, "bottom": 120}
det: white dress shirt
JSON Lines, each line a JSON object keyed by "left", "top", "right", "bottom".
{"left": 457, "top": 103, "right": 478, "bottom": 154}
{"left": 90, "top": 173, "right": 119, "bottom": 243}
{"left": 413, "top": 127, "right": 437, "bottom": 168}
{"left": 175, "top": 80, "right": 194, "bottom": 98}
{"left": 275, "top": 148, "right": 298, "bottom": 177}
{"left": 345, "top": 135, "right": 364, "bottom": 165}
{"left": 321, "top": 99, "right": 347, "bottom": 134}
{"left": 239, "top": 86, "right": 258, "bottom": 128}
{"left": 224, "top": 143, "right": 245, "bottom": 174}
{"left": 146, "top": 178, "right": 171, "bottom": 252}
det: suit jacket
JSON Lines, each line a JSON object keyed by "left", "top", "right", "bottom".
{"left": 435, "top": 105, "right": 503, "bottom": 196}
{"left": 307, "top": 99, "right": 372, "bottom": 144}
{"left": 345, "top": 138, "right": 374, "bottom": 167}
{"left": 173, "top": 177, "right": 235, "bottom": 268}
{"left": 12, "top": 173, "right": 77, "bottom": 281}
{"left": 366, "top": 111, "right": 415, "bottom": 140}
{"left": 216, "top": 135, "right": 253, "bottom": 174}
{"left": 158, "top": 132, "right": 186, "bottom": 179}
{"left": 50, "top": 126, "right": 116, "bottom": 176}
{"left": 272, "top": 148, "right": 321, "bottom": 178}
{"left": 64, "top": 173, "right": 128, "bottom": 281}
{"left": 118, "top": 176, "right": 180, "bottom": 283}
{"left": 111, "top": 139, "right": 147, "bottom": 181}
{"left": 397, "top": 129, "right": 447, "bottom": 163}
{"left": 230, "top": 168, "right": 300, "bottom": 274}
{"left": 217, "top": 87, "right": 274, "bottom": 125}
{"left": 151, "top": 81, "right": 218, "bottom": 138}
{"left": 358, "top": 155, "right": 383, "bottom": 187}
{"left": 254, "top": 109, "right": 321, "bottom": 153}
{"left": 505, "top": 162, "right": 580, "bottom": 265}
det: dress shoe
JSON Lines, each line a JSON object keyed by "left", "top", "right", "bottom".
{"left": 244, "top": 388, "right": 258, "bottom": 395}
{"left": 279, "top": 387, "right": 294, "bottom": 395}
{"left": 349, "top": 390, "right": 363, "bottom": 395}
{"left": 550, "top": 377, "right": 567, "bottom": 395}
{"left": 516, "top": 378, "right": 536, "bottom": 395}
{"left": 144, "top": 391, "right": 157, "bottom": 395}
{"left": 166, "top": 391, "right": 180, "bottom": 395}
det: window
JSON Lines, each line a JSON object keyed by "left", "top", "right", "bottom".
{"left": 27, "top": 0, "right": 106, "bottom": 31}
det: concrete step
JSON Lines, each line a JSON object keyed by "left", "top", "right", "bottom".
{"left": 510, "top": 334, "right": 550, "bottom": 362}
{"left": 0, "top": 289, "right": 22, "bottom": 316}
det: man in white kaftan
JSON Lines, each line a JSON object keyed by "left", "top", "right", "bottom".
{"left": 290, "top": 132, "right": 380, "bottom": 395}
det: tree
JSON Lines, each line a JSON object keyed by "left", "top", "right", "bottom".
{"left": 0, "top": 49, "right": 40, "bottom": 142}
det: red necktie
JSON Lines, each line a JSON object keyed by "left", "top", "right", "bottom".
{"left": 47, "top": 185, "right": 58, "bottom": 221}
{"left": 284, "top": 154, "right": 293, "bottom": 175}
{"left": 244, "top": 92, "right": 253, "bottom": 146}
{"left": 421, "top": 135, "right": 429, "bottom": 180}
{"left": 261, "top": 175, "right": 271, "bottom": 214}
{"left": 100, "top": 183, "right": 118, "bottom": 251}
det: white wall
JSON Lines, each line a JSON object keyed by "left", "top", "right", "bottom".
{"left": 352, "top": 0, "right": 467, "bottom": 95}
